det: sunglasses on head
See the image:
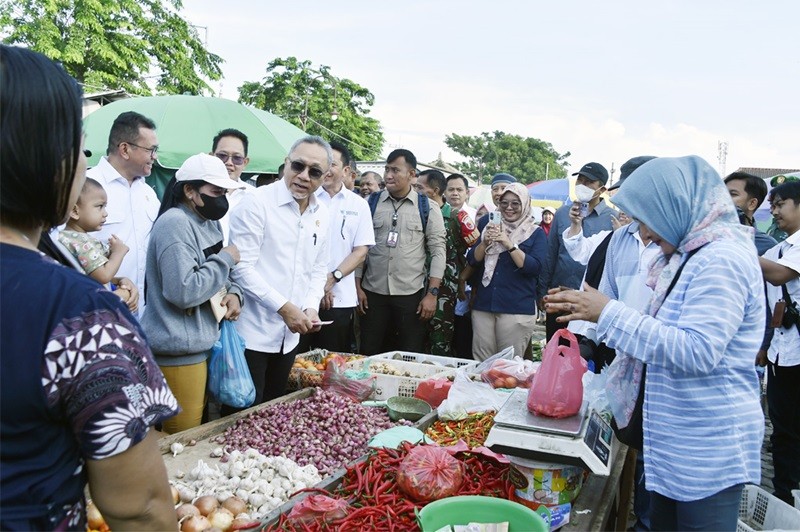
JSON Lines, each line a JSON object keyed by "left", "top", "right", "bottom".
{"left": 289, "top": 159, "right": 325, "bottom": 180}
{"left": 215, "top": 153, "right": 246, "bottom": 166}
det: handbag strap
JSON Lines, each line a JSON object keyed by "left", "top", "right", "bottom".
{"left": 662, "top": 246, "right": 704, "bottom": 300}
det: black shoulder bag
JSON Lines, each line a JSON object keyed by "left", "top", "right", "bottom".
{"left": 611, "top": 246, "right": 703, "bottom": 450}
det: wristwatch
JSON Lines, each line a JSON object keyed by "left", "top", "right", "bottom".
{"left": 332, "top": 269, "right": 344, "bottom": 283}
{"left": 508, "top": 245, "right": 518, "bottom": 253}
{"left": 427, "top": 287, "right": 440, "bottom": 297}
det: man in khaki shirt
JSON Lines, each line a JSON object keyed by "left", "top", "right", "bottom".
{"left": 355, "top": 149, "right": 446, "bottom": 354}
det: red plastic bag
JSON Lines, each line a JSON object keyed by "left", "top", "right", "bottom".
{"left": 481, "top": 357, "right": 537, "bottom": 389}
{"left": 414, "top": 378, "right": 452, "bottom": 408}
{"left": 397, "top": 445, "right": 464, "bottom": 502}
{"left": 322, "top": 357, "right": 375, "bottom": 401}
{"left": 457, "top": 210, "right": 480, "bottom": 247}
{"left": 527, "top": 329, "right": 587, "bottom": 418}
{"left": 287, "top": 494, "right": 348, "bottom": 524}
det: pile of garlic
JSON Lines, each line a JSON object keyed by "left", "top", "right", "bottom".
{"left": 172, "top": 448, "right": 322, "bottom": 520}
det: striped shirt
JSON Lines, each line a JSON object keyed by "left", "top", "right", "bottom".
{"left": 597, "top": 239, "right": 765, "bottom": 501}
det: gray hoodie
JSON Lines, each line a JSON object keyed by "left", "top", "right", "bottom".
{"left": 141, "top": 203, "right": 242, "bottom": 366}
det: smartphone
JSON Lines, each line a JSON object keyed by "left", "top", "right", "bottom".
{"left": 489, "top": 211, "right": 502, "bottom": 225}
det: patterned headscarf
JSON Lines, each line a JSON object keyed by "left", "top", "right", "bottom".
{"left": 481, "top": 182, "right": 539, "bottom": 287}
{"left": 606, "top": 155, "right": 755, "bottom": 425}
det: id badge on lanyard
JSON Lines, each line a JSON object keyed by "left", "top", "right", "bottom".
{"left": 387, "top": 210, "right": 399, "bottom": 248}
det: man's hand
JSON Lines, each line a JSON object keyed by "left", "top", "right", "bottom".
{"left": 457, "top": 280, "right": 467, "bottom": 301}
{"left": 755, "top": 349, "right": 768, "bottom": 367}
{"left": 278, "top": 302, "right": 313, "bottom": 334}
{"left": 304, "top": 308, "right": 322, "bottom": 333}
{"left": 320, "top": 291, "right": 334, "bottom": 311}
{"left": 417, "top": 293, "right": 437, "bottom": 321}
{"left": 544, "top": 283, "right": 610, "bottom": 324}
{"left": 114, "top": 277, "right": 139, "bottom": 312}
{"left": 566, "top": 204, "right": 582, "bottom": 237}
{"left": 221, "top": 244, "right": 240, "bottom": 264}
{"left": 323, "top": 273, "right": 336, "bottom": 295}
{"left": 356, "top": 284, "right": 369, "bottom": 315}
{"left": 221, "top": 293, "right": 241, "bottom": 321}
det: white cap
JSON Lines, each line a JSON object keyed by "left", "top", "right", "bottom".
{"left": 543, "top": 206, "right": 556, "bottom": 214}
{"left": 175, "top": 153, "right": 245, "bottom": 190}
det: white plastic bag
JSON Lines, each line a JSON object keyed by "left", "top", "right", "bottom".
{"left": 437, "top": 370, "right": 509, "bottom": 420}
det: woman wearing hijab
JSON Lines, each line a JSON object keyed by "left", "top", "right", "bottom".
{"left": 545, "top": 156, "right": 764, "bottom": 531}
{"left": 467, "top": 181, "right": 548, "bottom": 360}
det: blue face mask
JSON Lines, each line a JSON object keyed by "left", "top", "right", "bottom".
{"left": 196, "top": 192, "right": 229, "bottom": 220}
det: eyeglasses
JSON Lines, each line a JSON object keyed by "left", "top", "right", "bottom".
{"left": 215, "top": 153, "right": 246, "bottom": 166}
{"left": 499, "top": 200, "right": 522, "bottom": 209}
{"left": 123, "top": 141, "right": 158, "bottom": 157}
{"left": 289, "top": 159, "right": 325, "bottom": 180}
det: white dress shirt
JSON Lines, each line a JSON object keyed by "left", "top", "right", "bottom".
{"left": 87, "top": 157, "right": 159, "bottom": 315}
{"left": 314, "top": 185, "right": 375, "bottom": 308}
{"left": 459, "top": 203, "right": 477, "bottom": 223}
{"left": 229, "top": 180, "right": 330, "bottom": 353}
{"left": 763, "top": 230, "right": 800, "bottom": 366}
{"left": 220, "top": 180, "right": 256, "bottom": 245}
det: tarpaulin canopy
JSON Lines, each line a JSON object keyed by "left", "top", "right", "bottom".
{"left": 83, "top": 95, "right": 305, "bottom": 197}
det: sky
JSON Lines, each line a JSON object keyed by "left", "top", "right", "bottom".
{"left": 183, "top": 0, "right": 799, "bottom": 181}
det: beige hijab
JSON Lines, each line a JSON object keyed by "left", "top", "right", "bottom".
{"left": 481, "top": 182, "right": 538, "bottom": 287}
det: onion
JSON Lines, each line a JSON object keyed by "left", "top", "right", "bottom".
{"left": 221, "top": 496, "right": 247, "bottom": 516}
{"left": 194, "top": 495, "right": 219, "bottom": 516}
{"left": 181, "top": 515, "right": 211, "bottom": 532}
{"left": 230, "top": 517, "right": 261, "bottom": 530}
{"left": 86, "top": 500, "right": 105, "bottom": 530}
{"left": 208, "top": 507, "right": 234, "bottom": 531}
{"left": 171, "top": 485, "right": 181, "bottom": 505}
{"left": 176, "top": 503, "right": 200, "bottom": 521}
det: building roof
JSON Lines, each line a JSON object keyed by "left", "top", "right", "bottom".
{"left": 733, "top": 167, "right": 800, "bottom": 179}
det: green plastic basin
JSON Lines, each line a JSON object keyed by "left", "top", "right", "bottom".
{"left": 417, "top": 495, "right": 548, "bottom": 532}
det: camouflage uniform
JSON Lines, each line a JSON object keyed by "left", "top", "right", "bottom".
{"left": 427, "top": 203, "right": 471, "bottom": 356}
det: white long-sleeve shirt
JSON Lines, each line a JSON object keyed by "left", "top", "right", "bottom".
{"left": 230, "top": 181, "right": 329, "bottom": 353}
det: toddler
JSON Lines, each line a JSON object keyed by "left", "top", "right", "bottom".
{"left": 58, "top": 178, "right": 131, "bottom": 304}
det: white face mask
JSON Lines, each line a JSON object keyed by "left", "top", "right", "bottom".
{"left": 574, "top": 184, "right": 596, "bottom": 203}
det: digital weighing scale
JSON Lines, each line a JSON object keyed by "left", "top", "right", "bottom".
{"left": 484, "top": 389, "right": 617, "bottom": 476}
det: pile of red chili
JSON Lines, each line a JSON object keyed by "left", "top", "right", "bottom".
{"left": 266, "top": 441, "right": 513, "bottom": 531}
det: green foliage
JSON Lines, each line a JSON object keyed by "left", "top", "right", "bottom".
{"left": 0, "top": 0, "right": 223, "bottom": 95}
{"left": 238, "top": 57, "right": 384, "bottom": 161}
{"left": 445, "top": 131, "right": 571, "bottom": 185}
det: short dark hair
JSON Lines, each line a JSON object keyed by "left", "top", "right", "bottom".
{"left": 446, "top": 173, "right": 470, "bottom": 190}
{"left": 1, "top": 45, "right": 84, "bottom": 230}
{"left": 725, "top": 171, "right": 769, "bottom": 209}
{"left": 212, "top": 128, "right": 249, "bottom": 156}
{"left": 419, "top": 169, "right": 446, "bottom": 195}
{"left": 769, "top": 181, "right": 800, "bottom": 205}
{"left": 387, "top": 148, "right": 416, "bottom": 170}
{"left": 79, "top": 177, "right": 105, "bottom": 199}
{"left": 329, "top": 140, "right": 352, "bottom": 167}
{"left": 107, "top": 111, "right": 156, "bottom": 155}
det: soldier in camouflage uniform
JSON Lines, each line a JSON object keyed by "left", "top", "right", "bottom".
{"left": 416, "top": 170, "right": 479, "bottom": 355}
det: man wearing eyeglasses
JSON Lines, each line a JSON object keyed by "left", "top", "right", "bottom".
{"left": 229, "top": 136, "right": 332, "bottom": 407}
{"left": 87, "top": 111, "right": 160, "bottom": 317}
{"left": 211, "top": 128, "right": 255, "bottom": 244}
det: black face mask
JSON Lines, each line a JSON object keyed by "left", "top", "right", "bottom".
{"left": 195, "top": 192, "right": 229, "bottom": 220}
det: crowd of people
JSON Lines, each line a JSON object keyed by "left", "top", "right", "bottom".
{"left": 1, "top": 45, "right": 798, "bottom": 531}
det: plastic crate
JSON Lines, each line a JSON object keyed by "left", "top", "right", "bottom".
{"left": 737, "top": 484, "right": 800, "bottom": 531}
{"left": 346, "top": 358, "right": 457, "bottom": 400}
{"left": 287, "top": 350, "right": 364, "bottom": 391}
{"left": 371, "top": 351, "right": 479, "bottom": 373}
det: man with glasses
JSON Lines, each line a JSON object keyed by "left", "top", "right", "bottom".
{"left": 228, "top": 136, "right": 332, "bottom": 407}
{"left": 87, "top": 111, "right": 160, "bottom": 316}
{"left": 210, "top": 128, "right": 255, "bottom": 244}
{"left": 297, "top": 141, "right": 374, "bottom": 353}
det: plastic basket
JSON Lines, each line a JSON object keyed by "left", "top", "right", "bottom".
{"left": 347, "top": 358, "right": 457, "bottom": 400}
{"left": 287, "top": 350, "right": 364, "bottom": 391}
{"left": 417, "top": 495, "right": 548, "bottom": 532}
{"left": 372, "top": 351, "right": 479, "bottom": 373}
{"left": 737, "top": 484, "right": 800, "bottom": 532}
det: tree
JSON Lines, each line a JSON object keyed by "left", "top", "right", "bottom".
{"left": 445, "top": 131, "right": 571, "bottom": 185}
{"left": 0, "top": 0, "right": 223, "bottom": 95}
{"left": 238, "top": 57, "right": 384, "bottom": 161}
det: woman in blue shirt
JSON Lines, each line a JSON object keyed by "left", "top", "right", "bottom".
{"left": 545, "top": 156, "right": 764, "bottom": 531}
{"left": 467, "top": 182, "right": 548, "bottom": 360}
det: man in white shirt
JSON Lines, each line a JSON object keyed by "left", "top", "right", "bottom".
{"left": 445, "top": 173, "right": 476, "bottom": 221}
{"left": 211, "top": 128, "right": 256, "bottom": 244}
{"left": 758, "top": 180, "right": 800, "bottom": 505}
{"left": 229, "top": 136, "right": 331, "bottom": 406}
{"left": 87, "top": 111, "right": 160, "bottom": 316}
{"left": 298, "top": 141, "right": 374, "bottom": 352}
